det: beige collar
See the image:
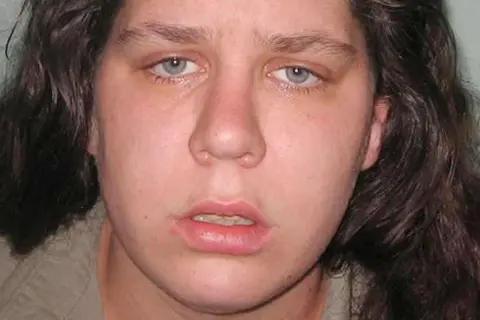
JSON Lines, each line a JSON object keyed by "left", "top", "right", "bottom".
{"left": 0, "top": 203, "right": 351, "bottom": 320}
{"left": 0, "top": 204, "right": 104, "bottom": 320}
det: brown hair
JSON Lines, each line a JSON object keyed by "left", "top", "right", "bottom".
{"left": 1, "top": 0, "right": 479, "bottom": 319}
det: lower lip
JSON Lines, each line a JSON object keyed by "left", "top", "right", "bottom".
{"left": 174, "top": 218, "right": 271, "bottom": 255}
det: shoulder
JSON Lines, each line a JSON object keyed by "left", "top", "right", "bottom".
{"left": 0, "top": 238, "right": 20, "bottom": 295}
{"left": 323, "top": 268, "right": 368, "bottom": 320}
{"left": 323, "top": 273, "right": 351, "bottom": 320}
{"left": 0, "top": 204, "right": 104, "bottom": 320}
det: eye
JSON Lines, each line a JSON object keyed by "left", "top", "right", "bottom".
{"left": 151, "top": 57, "right": 201, "bottom": 78}
{"left": 270, "top": 66, "right": 320, "bottom": 87}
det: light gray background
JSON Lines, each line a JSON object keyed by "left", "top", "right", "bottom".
{"left": 447, "top": 0, "right": 480, "bottom": 92}
{"left": 0, "top": 0, "right": 22, "bottom": 81}
{"left": 0, "top": 0, "right": 479, "bottom": 88}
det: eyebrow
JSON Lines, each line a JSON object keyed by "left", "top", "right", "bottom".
{"left": 116, "top": 22, "right": 211, "bottom": 45}
{"left": 260, "top": 32, "right": 357, "bottom": 58}
{"left": 116, "top": 22, "right": 357, "bottom": 59}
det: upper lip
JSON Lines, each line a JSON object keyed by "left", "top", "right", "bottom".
{"left": 180, "top": 199, "right": 270, "bottom": 227}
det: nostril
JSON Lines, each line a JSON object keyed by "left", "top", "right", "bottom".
{"left": 237, "top": 152, "right": 258, "bottom": 168}
{"left": 195, "top": 149, "right": 213, "bottom": 166}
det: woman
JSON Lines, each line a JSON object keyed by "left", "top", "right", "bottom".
{"left": 0, "top": 0, "right": 479, "bottom": 319}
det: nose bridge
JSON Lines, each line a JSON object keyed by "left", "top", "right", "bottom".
{"left": 188, "top": 68, "right": 266, "bottom": 167}
{"left": 205, "top": 79, "right": 255, "bottom": 135}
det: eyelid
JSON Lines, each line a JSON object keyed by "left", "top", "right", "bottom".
{"left": 141, "top": 53, "right": 208, "bottom": 83}
{"left": 265, "top": 59, "right": 331, "bottom": 81}
{"left": 139, "top": 50, "right": 207, "bottom": 70}
{"left": 146, "top": 55, "right": 197, "bottom": 70}
{"left": 263, "top": 59, "right": 333, "bottom": 95}
{"left": 268, "top": 67, "right": 318, "bottom": 90}
{"left": 152, "top": 59, "right": 200, "bottom": 80}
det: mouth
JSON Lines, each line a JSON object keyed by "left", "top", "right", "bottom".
{"left": 191, "top": 213, "right": 255, "bottom": 226}
{"left": 173, "top": 200, "right": 272, "bottom": 255}
{"left": 184, "top": 199, "right": 269, "bottom": 225}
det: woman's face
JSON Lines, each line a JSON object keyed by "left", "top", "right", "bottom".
{"left": 90, "top": 0, "right": 387, "bottom": 314}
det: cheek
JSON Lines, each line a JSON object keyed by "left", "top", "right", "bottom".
{"left": 92, "top": 74, "right": 195, "bottom": 223}
{"left": 258, "top": 93, "right": 372, "bottom": 250}
{"left": 264, "top": 95, "right": 370, "bottom": 196}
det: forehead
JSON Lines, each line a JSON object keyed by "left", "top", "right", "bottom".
{"left": 113, "top": 0, "right": 363, "bottom": 48}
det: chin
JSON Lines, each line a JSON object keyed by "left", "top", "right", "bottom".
{"left": 172, "top": 285, "right": 273, "bottom": 315}
{"left": 160, "top": 259, "right": 280, "bottom": 315}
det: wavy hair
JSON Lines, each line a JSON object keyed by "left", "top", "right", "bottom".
{"left": 0, "top": 0, "right": 479, "bottom": 319}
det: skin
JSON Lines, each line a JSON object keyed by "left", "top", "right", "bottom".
{"left": 89, "top": 0, "right": 389, "bottom": 318}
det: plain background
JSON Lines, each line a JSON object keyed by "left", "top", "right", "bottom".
{"left": 447, "top": 0, "right": 480, "bottom": 92}
{"left": 0, "top": 0, "right": 479, "bottom": 89}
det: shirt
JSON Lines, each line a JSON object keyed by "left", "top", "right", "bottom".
{"left": 0, "top": 203, "right": 351, "bottom": 320}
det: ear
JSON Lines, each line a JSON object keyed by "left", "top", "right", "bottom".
{"left": 87, "top": 115, "right": 99, "bottom": 156}
{"left": 360, "top": 97, "right": 389, "bottom": 170}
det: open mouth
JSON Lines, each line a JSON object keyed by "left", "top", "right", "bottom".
{"left": 191, "top": 213, "right": 255, "bottom": 226}
{"left": 173, "top": 200, "right": 272, "bottom": 255}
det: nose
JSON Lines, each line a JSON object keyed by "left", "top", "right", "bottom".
{"left": 188, "top": 79, "right": 266, "bottom": 168}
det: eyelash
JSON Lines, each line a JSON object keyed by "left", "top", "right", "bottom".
{"left": 147, "top": 56, "right": 203, "bottom": 84}
{"left": 268, "top": 67, "right": 328, "bottom": 95}
{"left": 146, "top": 57, "right": 329, "bottom": 94}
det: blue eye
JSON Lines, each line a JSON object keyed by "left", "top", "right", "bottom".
{"left": 152, "top": 57, "right": 200, "bottom": 78}
{"left": 271, "top": 66, "right": 320, "bottom": 86}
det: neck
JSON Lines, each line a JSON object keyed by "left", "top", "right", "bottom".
{"left": 97, "top": 220, "right": 330, "bottom": 320}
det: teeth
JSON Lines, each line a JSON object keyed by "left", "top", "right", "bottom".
{"left": 192, "top": 213, "right": 254, "bottom": 226}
